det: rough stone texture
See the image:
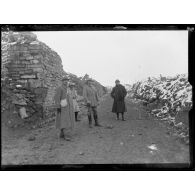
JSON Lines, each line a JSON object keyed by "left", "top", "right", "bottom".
{"left": 2, "top": 31, "right": 65, "bottom": 119}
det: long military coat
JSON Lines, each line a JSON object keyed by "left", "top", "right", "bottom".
{"left": 54, "top": 86, "right": 75, "bottom": 130}
{"left": 111, "top": 84, "right": 127, "bottom": 113}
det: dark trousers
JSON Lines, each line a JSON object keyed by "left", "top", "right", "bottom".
{"left": 87, "top": 105, "right": 98, "bottom": 124}
{"left": 117, "top": 112, "right": 124, "bottom": 119}
{"left": 75, "top": 111, "right": 79, "bottom": 121}
{"left": 87, "top": 106, "right": 97, "bottom": 117}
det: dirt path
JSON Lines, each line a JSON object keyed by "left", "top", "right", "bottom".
{"left": 2, "top": 94, "right": 189, "bottom": 165}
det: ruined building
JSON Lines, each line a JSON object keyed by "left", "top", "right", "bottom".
{"left": 2, "top": 32, "right": 68, "bottom": 120}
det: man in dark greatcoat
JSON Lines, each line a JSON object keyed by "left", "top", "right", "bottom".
{"left": 111, "top": 79, "right": 127, "bottom": 121}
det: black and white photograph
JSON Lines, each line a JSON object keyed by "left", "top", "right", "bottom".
{"left": 1, "top": 25, "right": 194, "bottom": 169}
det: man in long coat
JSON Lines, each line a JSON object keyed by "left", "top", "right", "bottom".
{"left": 111, "top": 79, "right": 127, "bottom": 121}
{"left": 83, "top": 78, "right": 101, "bottom": 128}
{"left": 54, "top": 76, "right": 75, "bottom": 141}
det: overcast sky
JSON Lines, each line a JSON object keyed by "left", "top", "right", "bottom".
{"left": 34, "top": 31, "right": 188, "bottom": 86}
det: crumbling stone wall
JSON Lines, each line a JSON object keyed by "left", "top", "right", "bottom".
{"left": 2, "top": 32, "right": 65, "bottom": 119}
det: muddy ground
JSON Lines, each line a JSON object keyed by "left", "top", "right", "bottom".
{"left": 1, "top": 94, "right": 189, "bottom": 165}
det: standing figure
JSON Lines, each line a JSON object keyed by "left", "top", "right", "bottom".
{"left": 111, "top": 79, "right": 127, "bottom": 121}
{"left": 54, "top": 76, "right": 75, "bottom": 141}
{"left": 83, "top": 78, "right": 101, "bottom": 128}
{"left": 69, "top": 82, "right": 81, "bottom": 122}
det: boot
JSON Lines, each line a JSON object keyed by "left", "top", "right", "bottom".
{"left": 75, "top": 112, "right": 80, "bottom": 122}
{"left": 88, "top": 115, "right": 93, "bottom": 128}
{"left": 116, "top": 112, "right": 119, "bottom": 120}
{"left": 122, "top": 113, "right": 126, "bottom": 121}
{"left": 94, "top": 114, "right": 101, "bottom": 127}
{"left": 60, "top": 129, "right": 71, "bottom": 141}
{"left": 59, "top": 129, "right": 65, "bottom": 139}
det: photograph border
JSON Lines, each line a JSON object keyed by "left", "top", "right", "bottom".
{"left": 1, "top": 24, "right": 194, "bottom": 171}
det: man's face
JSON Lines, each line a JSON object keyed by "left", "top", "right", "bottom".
{"left": 115, "top": 81, "right": 120, "bottom": 85}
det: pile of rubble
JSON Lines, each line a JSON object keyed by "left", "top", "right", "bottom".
{"left": 128, "top": 74, "right": 192, "bottom": 144}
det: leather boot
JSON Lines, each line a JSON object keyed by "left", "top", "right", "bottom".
{"left": 59, "top": 129, "right": 65, "bottom": 139}
{"left": 88, "top": 115, "right": 93, "bottom": 128}
{"left": 94, "top": 114, "right": 101, "bottom": 127}
{"left": 122, "top": 113, "right": 126, "bottom": 121}
{"left": 75, "top": 112, "right": 80, "bottom": 122}
{"left": 116, "top": 112, "right": 119, "bottom": 120}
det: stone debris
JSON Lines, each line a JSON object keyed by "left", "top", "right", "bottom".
{"left": 105, "top": 124, "right": 114, "bottom": 129}
{"left": 150, "top": 151, "right": 155, "bottom": 155}
{"left": 19, "top": 107, "right": 28, "bottom": 119}
{"left": 28, "top": 135, "right": 36, "bottom": 141}
{"left": 147, "top": 144, "right": 158, "bottom": 151}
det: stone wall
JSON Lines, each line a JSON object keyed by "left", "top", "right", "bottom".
{"left": 2, "top": 32, "right": 65, "bottom": 118}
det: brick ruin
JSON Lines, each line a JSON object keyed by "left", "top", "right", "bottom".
{"left": 1, "top": 32, "right": 66, "bottom": 120}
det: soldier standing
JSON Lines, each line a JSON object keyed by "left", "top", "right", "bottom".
{"left": 83, "top": 78, "right": 101, "bottom": 128}
{"left": 111, "top": 79, "right": 127, "bottom": 121}
{"left": 54, "top": 76, "right": 75, "bottom": 141}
